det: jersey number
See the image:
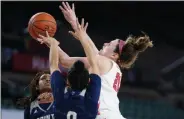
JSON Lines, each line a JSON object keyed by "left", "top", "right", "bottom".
{"left": 113, "top": 72, "right": 121, "bottom": 92}
{"left": 67, "top": 111, "right": 77, "bottom": 119}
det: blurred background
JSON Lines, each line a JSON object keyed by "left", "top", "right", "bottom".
{"left": 1, "top": 1, "right": 184, "bottom": 119}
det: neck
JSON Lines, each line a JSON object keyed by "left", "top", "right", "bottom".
{"left": 39, "top": 88, "right": 52, "bottom": 94}
{"left": 38, "top": 92, "right": 53, "bottom": 103}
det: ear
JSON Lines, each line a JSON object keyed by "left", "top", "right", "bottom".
{"left": 110, "top": 53, "right": 119, "bottom": 60}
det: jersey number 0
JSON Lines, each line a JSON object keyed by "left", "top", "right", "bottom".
{"left": 67, "top": 111, "right": 77, "bottom": 119}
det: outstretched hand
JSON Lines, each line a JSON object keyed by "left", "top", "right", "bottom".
{"left": 37, "top": 31, "right": 59, "bottom": 46}
{"left": 59, "top": 2, "right": 77, "bottom": 30}
{"left": 69, "top": 18, "right": 88, "bottom": 40}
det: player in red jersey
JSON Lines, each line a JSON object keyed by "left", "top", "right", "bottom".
{"left": 37, "top": 2, "right": 153, "bottom": 119}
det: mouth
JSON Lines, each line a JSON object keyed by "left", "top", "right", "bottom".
{"left": 45, "top": 83, "right": 51, "bottom": 86}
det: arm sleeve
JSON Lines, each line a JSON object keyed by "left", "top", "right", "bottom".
{"left": 51, "top": 70, "right": 66, "bottom": 108}
{"left": 24, "top": 107, "right": 30, "bottom": 119}
{"left": 85, "top": 74, "right": 101, "bottom": 115}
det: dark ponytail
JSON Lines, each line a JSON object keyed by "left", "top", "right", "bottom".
{"left": 68, "top": 60, "right": 89, "bottom": 91}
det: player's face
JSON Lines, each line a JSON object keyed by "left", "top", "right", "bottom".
{"left": 99, "top": 39, "right": 119, "bottom": 58}
{"left": 38, "top": 74, "right": 51, "bottom": 91}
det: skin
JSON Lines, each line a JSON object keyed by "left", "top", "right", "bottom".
{"left": 99, "top": 39, "right": 120, "bottom": 60}
{"left": 37, "top": 2, "right": 121, "bottom": 75}
{"left": 38, "top": 74, "right": 51, "bottom": 91}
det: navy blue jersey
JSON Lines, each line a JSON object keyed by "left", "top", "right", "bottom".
{"left": 51, "top": 70, "right": 101, "bottom": 119}
{"left": 24, "top": 101, "right": 58, "bottom": 119}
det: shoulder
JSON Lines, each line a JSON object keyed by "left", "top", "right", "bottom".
{"left": 29, "top": 100, "right": 38, "bottom": 114}
{"left": 50, "top": 70, "right": 63, "bottom": 82}
{"left": 89, "top": 74, "right": 101, "bottom": 87}
{"left": 96, "top": 55, "right": 113, "bottom": 74}
{"left": 51, "top": 70, "right": 61, "bottom": 76}
{"left": 89, "top": 74, "right": 101, "bottom": 81}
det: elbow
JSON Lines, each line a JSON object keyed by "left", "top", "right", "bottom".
{"left": 59, "top": 57, "right": 72, "bottom": 69}
{"left": 59, "top": 57, "right": 67, "bottom": 65}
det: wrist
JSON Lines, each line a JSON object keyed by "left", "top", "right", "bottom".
{"left": 71, "top": 22, "right": 77, "bottom": 30}
{"left": 79, "top": 33, "right": 89, "bottom": 41}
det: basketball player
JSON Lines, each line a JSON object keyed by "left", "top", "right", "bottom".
{"left": 17, "top": 70, "right": 56, "bottom": 119}
{"left": 18, "top": 26, "right": 101, "bottom": 119}
{"left": 41, "top": 22, "right": 101, "bottom": 119}
{"left": 37, "top": 2, "right": 153, "bottom": 119}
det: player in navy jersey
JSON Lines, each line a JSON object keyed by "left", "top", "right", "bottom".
{"left": 16, "top": 70, "right": 57, "bottom": 119}
{"left": 38, "top": 17, "right": 101, "bottom": 119}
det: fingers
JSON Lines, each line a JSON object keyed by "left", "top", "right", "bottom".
{"left": 84, "top": 22, "right": 88, "bottom": 31}
{"left": 38, "top": 31, "right": 50, "bottom": 44}
{"left": 66, "top": 2, "right": 71, "bottom": 10}
{"left": 76, "top": 18, "right": 81, "bottom": 29}
{"left": 46, "top": 31, "right": 50, "bottom": 38}
{"left": 37, "top": 38, "right": 44, "bottom": 44}
{"left": 62, "top": 2, "right": 70, "bottom": 11}
{"left": 59, "top": 5, "right": 65, "bottom": 12}
{"left": 38, "top": 34, "right": 45, "bottom": 39}
{"left": 72, "top": 3, "right": 75, "bottom": 11}
{"left": 69, "top": 31, "right": 78, "bottom": 39}
{"left": 81, "top": 18, "right": 84, "bottom": 28}
{"left": 75, "top": 18, "right": 89, "bottom": 31}
{"left": 68, "top": 31, "right": 75, "bottom": 37}
{"left": 60, "top": 2, "right": 74, "bottom": 13}
{"left": 37, "top": 38, "right": 42, "bottom": 42}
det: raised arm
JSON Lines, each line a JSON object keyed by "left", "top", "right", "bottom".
{"left": 59, "top": 2, "right": 99, "bottom": 54}
{"left": 69, "top": 18, "right": 99, "bottom": 75}
{"left": 69, "top": 19, "right": 101, "bottom": 116}
{"left": 39, "top": 32, "right": 60, "bottom": 73}
{"left": 37, "top": 35, "right": 90, "bottom": 69}
{"left": 38, "top": 32, "right": 66, "bottom": 109}
{"left": 58, "top": 47, "right": 90, "bottom": 69}
{"left": 36, "top": 2, "right": 99, "bottom": 69}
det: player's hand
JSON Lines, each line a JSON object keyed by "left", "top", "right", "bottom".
{"left": 59, "top": 2, "right": 77, "bottom": 30}
{"left": 69, "top": 18, "right": 88, "bottom": 40}
{"left": 37, "top": 31, "right": 59, "bottom": 46}
{"left": 36, "top": 34, "right": 51, "bottom": 47}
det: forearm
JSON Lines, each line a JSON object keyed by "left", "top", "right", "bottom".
{"left": 87, "top": 38, "right": 99, "bottom": 54}
{"left": 50, "top": 43, "right": 59, "bottom": 73}
{"left": 54, "top": 46, "right": 90, "bottom": 69}
{"left": 44, "top": 41, "right": 70, "bottom": 63}
{"left": 79, "top": 34, "right": 97, "bottom": 67}
{"left": 58, "top": 47, "right": 70, "bottom": 66}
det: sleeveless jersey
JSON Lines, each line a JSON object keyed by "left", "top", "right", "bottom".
{"left": 98, "top": 60, "right": 122, "bottom": 114}
{"left": 51, "top": 70, "right": 101, "bottom": 119}
{"left": 24, "top": 101, "right": 56, "bottom": 119}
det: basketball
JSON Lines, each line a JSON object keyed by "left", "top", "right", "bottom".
{"left": 28, "top": 12, "right": 57, "bottom": 40}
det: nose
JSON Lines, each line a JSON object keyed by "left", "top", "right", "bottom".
{"left": 46, "top": 78, "right": 50, "bottom": 82}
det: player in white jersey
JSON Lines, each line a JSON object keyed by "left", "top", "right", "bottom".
{"left": 37, "top": 2, "right": 153, "bottom": 119}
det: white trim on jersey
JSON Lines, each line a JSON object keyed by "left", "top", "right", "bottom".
{"left": 79, "top": 89, "right": 86, "bottom": 96}
{"left": 36, "top": 101, "right": 54, "bottom": 112}
{"left": 30, "top": 100, "right": 53, "bottom": 114}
